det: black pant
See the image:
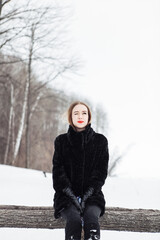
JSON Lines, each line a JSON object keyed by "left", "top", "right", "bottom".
{"left": 61, "top": 203, "right": 101, "bottom": 240}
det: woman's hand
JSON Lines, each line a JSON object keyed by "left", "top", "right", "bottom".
{"left": 63, "top": 187, "right": 82, "bottom": 213}
{"left": 81, "top": 187, "right": 94, "bottom": 211}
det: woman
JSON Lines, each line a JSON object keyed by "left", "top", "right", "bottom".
{"left": 52, "top": 101, "right": 109, "bottom": 240}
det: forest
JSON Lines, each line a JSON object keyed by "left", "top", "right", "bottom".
{"left": 0, "top": 0, "right": 109, "bottom": 172}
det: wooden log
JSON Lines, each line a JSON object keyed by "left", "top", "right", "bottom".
{"left": 0, "top": 205, "right": 160, "bottom": 232}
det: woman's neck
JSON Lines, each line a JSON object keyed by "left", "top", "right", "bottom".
{"left": 76, "top": 127, "right": 85, "bottom": 132}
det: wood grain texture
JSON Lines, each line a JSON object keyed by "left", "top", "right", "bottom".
{"left": 0, "top": 205, "right": 159, "bottom": 232}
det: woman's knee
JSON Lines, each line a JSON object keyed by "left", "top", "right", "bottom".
{"left": 83, "top": 205, "right": 101, "bottom": 221}
{"left": 61, "top": 203, "right": 82, "bottom": 223}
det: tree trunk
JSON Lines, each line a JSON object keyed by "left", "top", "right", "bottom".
{"left": 0, "top": 205, "right": 159, "bottom": 233}
{"left": 11, "top": 110, "right": 15, "bottom": 163}
{"left": 4, "top": 83, "right": 14, "bottom": 164}
{"left": 0, "top": 0, "right": 2, "bottom": 16}
{"left": 25, "top": 25, "right": 35, "bottom": 169}
{"left": 29, "top": 91, "right": 43, "bottom": 121}
{"left": 13, "top": 77, "right": 29, "bottom": 163}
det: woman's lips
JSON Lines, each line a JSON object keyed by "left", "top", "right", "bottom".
{"left": 77, "top": 121, "right": 84, "bottom": 123}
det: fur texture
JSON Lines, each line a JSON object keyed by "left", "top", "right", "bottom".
{"left": 52, "top": 124, "right": 109, "bottom": 219}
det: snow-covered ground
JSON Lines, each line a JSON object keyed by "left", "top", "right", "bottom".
{"left": 0, "top": 164, "right": 160, "bottom": 240}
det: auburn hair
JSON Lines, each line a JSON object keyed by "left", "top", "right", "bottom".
{"left": 67, "top": 101, "right": 92, "bottom": 128}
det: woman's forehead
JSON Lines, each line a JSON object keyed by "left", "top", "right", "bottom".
{"left": 72, "top": 104, "right": 88, "bottom": 112}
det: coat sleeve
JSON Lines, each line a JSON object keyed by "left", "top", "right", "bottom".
{"left": 52, "top": 136, "right": 71, "bottom": 192}
{"left": 88, "top": 136, "right": 109, "bottom": 192}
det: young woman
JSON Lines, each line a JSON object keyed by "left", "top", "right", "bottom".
{"left": 52, "top": 101, "right": 109, "bottom": 240}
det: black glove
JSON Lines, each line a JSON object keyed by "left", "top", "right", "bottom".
{"left": 81, "top": 187, "right": 94, "bottom": 211}
{"left": 63, "top": 187, "right": 82, "bottom": 213}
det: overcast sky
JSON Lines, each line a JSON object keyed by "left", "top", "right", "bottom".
{"left": 53, "top": 0, "right": 160, "bottom": 178}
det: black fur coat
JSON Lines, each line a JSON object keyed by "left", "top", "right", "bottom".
{"left": 52, "top": 124, "right": 109, "bottom": 219}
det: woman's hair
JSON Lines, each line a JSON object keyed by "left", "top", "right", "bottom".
{"left": 67, "top": 101, "right": 92, "bottom": 128}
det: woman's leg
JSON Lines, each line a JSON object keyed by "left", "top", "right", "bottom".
{"left": 83, "top": 205, "right": 101, "bottom": 240}
{"left": 61, "top": 203, "right": 82, "bottom": 240}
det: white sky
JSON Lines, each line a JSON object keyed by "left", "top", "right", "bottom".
{"left": 54, "top": 0, "right": 160, "bottom": 178}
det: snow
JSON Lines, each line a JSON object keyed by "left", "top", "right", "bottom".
{"left": 0, "top": 164, "right": 160, "bottom": 239}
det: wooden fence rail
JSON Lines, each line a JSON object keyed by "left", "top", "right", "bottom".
{"left": 0, "top": 205, "right": 160, "bottom": 233}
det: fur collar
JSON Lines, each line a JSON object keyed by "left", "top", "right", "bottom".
{"left": 67, "top": 123, "right": 95, "bottom": 148}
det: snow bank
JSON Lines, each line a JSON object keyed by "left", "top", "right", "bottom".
{"left": 0, "top": 165, "right": 53, "bottom": 206}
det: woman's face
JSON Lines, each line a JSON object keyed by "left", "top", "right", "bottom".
{"left": 72, "top": 104, "right": 89, "bottom": 131}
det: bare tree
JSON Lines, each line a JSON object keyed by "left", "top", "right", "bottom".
{"left": 92, "top": 103, "right": 109, "bottom": 136}
{"left": 0, "top": 0, "right": 11, "bottom": 16}
{"left": 1, "top": 1, "right": 117, "bottom": 174}
{"left": 108, "top": 143, "right": 134, "bottom": 177}
{"left": 0, "top": 0, "right": 80, "bottom": 169}
{"left": 0, "top": 0, "right": 28, "bottom": 49}
{"left": 0, "top": 52, "right": 28, "bottom": 165}
{"left": 20, "top": 4, "right": 79, "bottom": 168}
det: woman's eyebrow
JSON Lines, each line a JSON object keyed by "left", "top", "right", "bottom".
{"left": 73, "top": 110, "right": 87, "bottom": 113}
